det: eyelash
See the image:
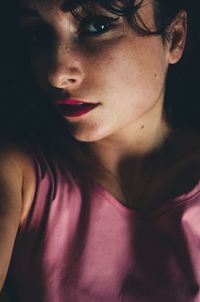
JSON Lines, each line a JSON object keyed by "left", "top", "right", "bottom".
{"left": 22, "top": 14, "right": 119, "bottom": 46}
{"left": 77, "top": 15, "right": 119, "bottom": 36}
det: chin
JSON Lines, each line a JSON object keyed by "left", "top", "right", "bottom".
{"left": 72, "top": 133, "right": 103, "bottom": 143}
{"left": 68, "top": 125, "right": 106, "bottom": 143}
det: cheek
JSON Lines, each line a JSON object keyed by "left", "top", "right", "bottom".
{"left": 96, "top": 44, "right": 166, "bottom": 103}
{"left": 30, "top": 51, "right": 50, "bottom": 88}
{"left": 91, "top": 43, "right": 168, "bottom": 130}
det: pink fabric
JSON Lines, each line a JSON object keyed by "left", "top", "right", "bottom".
{"left": 8, "top": 152, "right": 200, "bottom": 302}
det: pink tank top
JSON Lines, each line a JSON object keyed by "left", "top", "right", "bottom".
{"left": 7, "top": 150, "right": 200, "bottom": 302}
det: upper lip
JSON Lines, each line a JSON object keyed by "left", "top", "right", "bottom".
{"left": 55, "top": 98, "right": 98, "bottom": 105}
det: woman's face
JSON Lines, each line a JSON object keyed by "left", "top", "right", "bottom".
{"left": 20, "top": 0, "right": 184, "bottom": 142}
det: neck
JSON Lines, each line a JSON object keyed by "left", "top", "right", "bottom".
{"left": 86, "top": 115, "right": 170, "bottom": 176}
{"left": 78, "top": 107, "right": 171, "bottom": 209}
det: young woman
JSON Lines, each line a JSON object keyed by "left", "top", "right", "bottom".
{"left": 0, "top": 0, "right": 200, "bottom": 301}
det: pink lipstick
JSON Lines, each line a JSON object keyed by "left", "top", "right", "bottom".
{"left": 54, "top": 99, "right": 99, "bottom": 117}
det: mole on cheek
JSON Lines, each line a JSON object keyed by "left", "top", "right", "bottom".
{"left": 141, "top": 125, "right": 144, "bottom": 130}
{"left": 154, "top": 73, "right": 157, "bottom": 77}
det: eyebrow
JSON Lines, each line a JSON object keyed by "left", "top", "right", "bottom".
{"left": 60, "top": 0, "right": 87, "bottom": 12}
{"left": 20, "top": 7, "right": 40, "bottom": 17}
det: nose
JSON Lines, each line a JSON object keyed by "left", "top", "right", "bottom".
{"left": 47, "top": 45, "right": 85, "bottom": 90}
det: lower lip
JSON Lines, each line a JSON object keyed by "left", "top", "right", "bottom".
{"left": 56, "top": 103, "right": 99, "bottom": 117}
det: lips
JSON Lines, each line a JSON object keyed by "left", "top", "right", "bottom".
{"left": 56, "top": 99, "right": 85, "bottom": 105}
{"left": 54, "top": 98, "right": 99, "bottom": 117}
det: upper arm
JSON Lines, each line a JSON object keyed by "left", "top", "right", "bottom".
{"left": 0, "top": 148, "right": 24, "bottom": 291}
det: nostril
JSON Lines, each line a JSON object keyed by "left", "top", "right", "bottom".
{"left": 61, "top": 78, "right": 76, "bottom": 86}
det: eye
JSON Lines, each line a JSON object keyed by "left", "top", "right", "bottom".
{"left": 78, "top": 15, "right": 119, "bottom": 36}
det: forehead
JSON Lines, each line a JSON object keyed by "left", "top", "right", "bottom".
{"left": 19, "top": 0, "right": 155, "bottom": 27}
{"left": 19, "top": 0, "right": 85, "bottom": 20}
{"left": 19, "top": 0, "right": 131, "bottom": 21}
{"left": 19, "top": 0, "right": 60, "bottom": 10}
{"left": 19, "top": 0, "right": 110, "bottom": 19}
{"left": 20, "top": 0, "right": 89, "bottom": 9}
{"left": 19, "top": 0, "right": 150, "bottom": 12}
{"left": 19, "top": 0, "right": 154, "bottom": 12}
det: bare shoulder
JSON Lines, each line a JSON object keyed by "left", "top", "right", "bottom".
{"left": 0, "top": 142, "right": 36, "bottom": 224}
{"left": 0, "top": 142, "right": 35, "bottom": 168}
{"left": 0, "top": 143, "right": 36, "bottom": 290}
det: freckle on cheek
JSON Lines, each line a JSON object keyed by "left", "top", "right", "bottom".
{"left": 154, "top": 73, "right": 157, "bottom": 77}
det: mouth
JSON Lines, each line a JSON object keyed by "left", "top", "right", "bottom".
{"left": 54, "top": 98, "right": 100, "bottom": 117}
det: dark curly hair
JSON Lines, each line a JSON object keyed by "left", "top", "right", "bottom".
{"left": 62, "top": 0, "right": 187, "bottom": 39}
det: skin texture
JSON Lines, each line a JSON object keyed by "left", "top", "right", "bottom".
{"left": 26, "top": 1, "right": 167, "bottom": 146}
{"left": 18, "top": 0, "right": 187, "bottom": 206}
{"left": 20, "top": 0, "right": 186, "bottom": 150}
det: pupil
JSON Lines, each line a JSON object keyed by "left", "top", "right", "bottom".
{"left": 95, "top": 21, "right": 107, "bottom": 31}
